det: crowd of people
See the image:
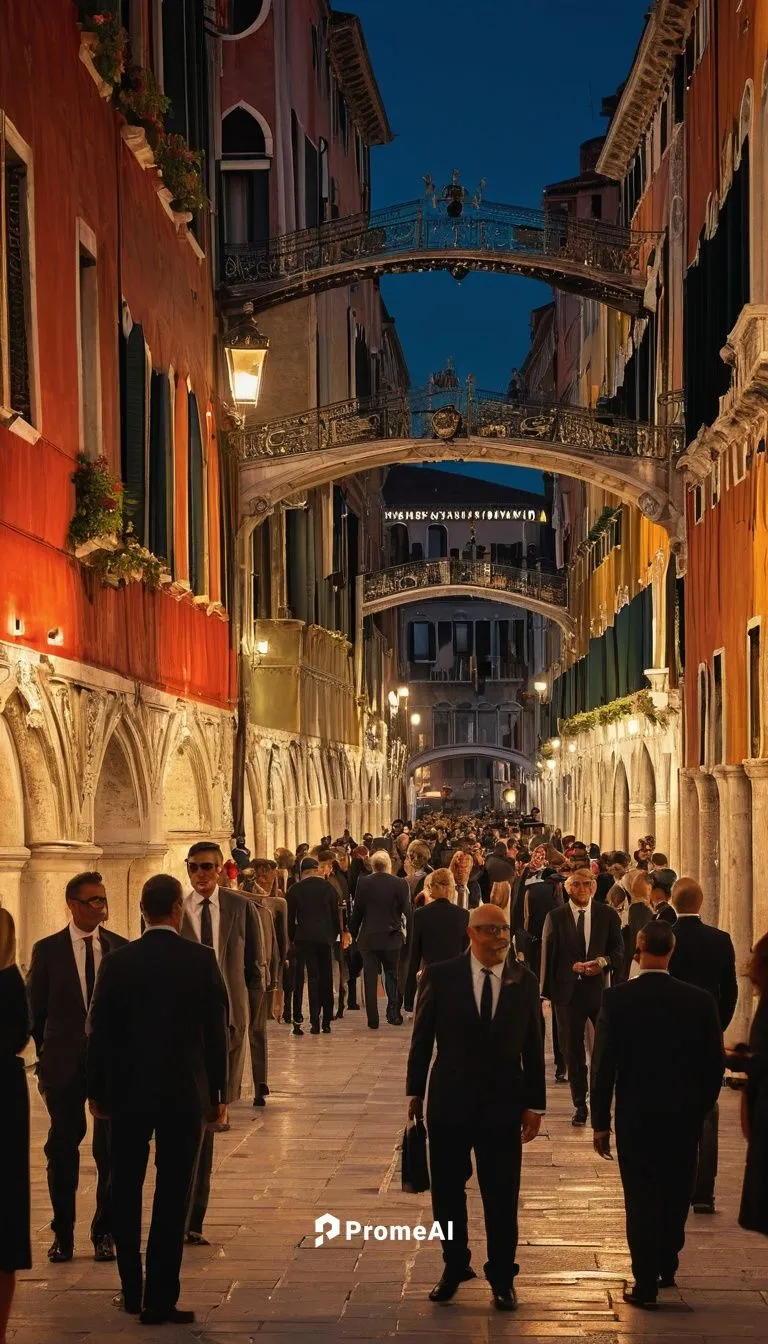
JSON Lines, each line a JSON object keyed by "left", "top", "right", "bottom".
{"left": 0, "top": 808, "right": 767, "bottom": 1333}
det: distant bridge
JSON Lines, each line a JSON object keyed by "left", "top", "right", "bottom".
{"left": 222, "top": 200, "right": 660, "bottom": 315}
{"left": 360, "top": 558, "right": 574, "bottom": 634}
{"left": 407, "top": 743, "right": 534, "bottom": 778}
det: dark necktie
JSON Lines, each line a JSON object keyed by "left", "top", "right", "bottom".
{"left": 200, "top": 897, "right": 214, "bottom": 949}
{"left": 84, "top": 934, "right": 95, "bottom": 1006}
{"left": 576, "top": 910, "right": 587, "bottom": 960}
{"left": 480, "top": 967, "right": 494, "bottom": 1029}
{"left": 457, "top": 885, "right": 466, "bottom": 908}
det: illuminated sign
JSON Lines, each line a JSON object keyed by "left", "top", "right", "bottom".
{"left": 384, "top": 507, "right": 549, "bottom": 524}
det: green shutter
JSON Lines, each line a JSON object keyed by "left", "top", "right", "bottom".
{"left": 120, "top": 323, "right": 147, "bottom": 542}
{"left": 188, "top": 391, "right": 205, "bottom": 595}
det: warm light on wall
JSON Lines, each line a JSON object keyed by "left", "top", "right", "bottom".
{"left": 8, "top": 616, "right": 24, "bottom": 636}
{"left": 410, "top": 713, "right": 421, "bottom": 726}
{"left": 398, "top": 685, "right": 410, "bottom": 698}
{"left": 47, "top": 627, "right": 64, "bottom": 646}
{"left": 568, "top": 742, "right": 577, "bottom": 753}
{"left": 504, "top": 787, "right": 517, "bottom": 805}
{"left": 255, "top": 639, "right": 270, "bottom": 656}
{"left": 550, "top": 737, "right": 561, "bottom": 750}
{"left": 627, "top": 717, "right": 640, "bottom": 736}
{"left": 547, "top": 758, "right": 556, "bottom": 772}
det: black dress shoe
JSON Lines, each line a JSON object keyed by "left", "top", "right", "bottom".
{"left": 113, "top": 1292, "right": 140, "bottom": 1315}
{"left": 571, "top": 1107, "right": 588, "bottom": 1126}
{"left": 492, "top": 1285, "right": 518, "bottom": 1311}
{"left": 658, "top": 1275, "right": 677, "bottom": 1289}
{"left": 622, "top": 1286, "right": 657, "bottom": 1309}
{"left": 367, "top": 1022, "right": 379, "bottom": 1029}
{"left": 335, "top": 1008, "right": 344, "bottom": 1019}
{"left": 322, "top": 1023, "right": 332, "bottom": 1033}
{"left": 692, "top": 1201, "right": 715, "bottom": 1214}
{"left": 93, "top": 1233, "right": 116, "bottom": 1261}
{"left": 140, "top": 1306, "right": 196, "bottom": 1325}
{"left": 347, "top": 1002, "right": 360, "bottom": 1010}
{"left": 310, "top": 1024, "right": 321, "bottom": 1035}
{"left": 388, "top": 1014, "right": 404, "bottom": 1025}
{"left": 253, "top": 1094, "right": 266, "bottom": 1106}
{"left": 292, "top": 1024, "right": 304, "bottom": 1036}
{"left": 554, "top": 1071, "right": 567, "bottom": 1083}
{"left": 48, "top": 1238, "right": 74, "bottom": 1263}
{"left": 184, "top": 1231, "right": 210, "bottom": 1247}
{"left": 428, "top": 1268, "right": 476, "bottom": 1301}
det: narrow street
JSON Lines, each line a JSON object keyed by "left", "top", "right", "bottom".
{"left": 12, "top": 1003, "right": 767, "bottom": 1344}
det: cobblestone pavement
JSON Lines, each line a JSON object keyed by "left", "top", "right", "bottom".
{"left": 11, "top": 1000, "right": 768, "bottom": 1344}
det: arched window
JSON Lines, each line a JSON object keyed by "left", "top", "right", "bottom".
{"left": 221, "top": 105, "right": 271, "bottom": 248}
{"left": 427, "top": 524, "right": 448, "bottom": 558}
{"left": 222, "top": 0, "right": 270, "bottom": 38}
{"left": 389, "top": 523, "right": 409, "bottom": 566}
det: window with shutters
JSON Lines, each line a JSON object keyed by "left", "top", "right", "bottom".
{"left": 76, "top": 222, "right": 101, "bottom": 459}
{"left": 747, "top": 621, "right": 762, "bottom": 758}
{"left": 119, "top": 315, "right": 148, "bottom": 542}
{"left": 410, "top": 622, "right": 433, "bottom": 662}
{"left": 148, "top": 371, "right": 173, "bottom": 565}
{"left": 188, "top": 390, "right": 206, "bottom": 595}
{"left": 221, "top": 105, "right": 271, "bottom": 247}
{"left": 1, "top": 115, "right": 39, "bottom": 432}
{"left": 698, "top": 663, "right": 709, "bottom": 766}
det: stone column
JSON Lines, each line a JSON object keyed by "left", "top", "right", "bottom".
{"left": 20, "top": 843, "right": 103, "bottom": 960}
{"left": 693, "top": 771, "right": 720, "bottom": 925}
{"left": 678, "top": 768, "right": 700, "bottom": 880}
{"left": 0, "top": 845, "right": 31, "bottom": 964}
{"left": 743, "top": 759, "right": 768, "bottom": 944}
{"left": 126, "top": 845, "right": 170, "bottom": 942}
{"left": 716, "top": 765, "right": 754, "bottom": 1044}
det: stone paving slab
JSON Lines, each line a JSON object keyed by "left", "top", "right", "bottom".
{"left": 10, "top": 998, "right": 768, "bottom": 1342}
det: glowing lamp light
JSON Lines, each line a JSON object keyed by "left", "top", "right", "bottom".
{"left": 568, "top": 741, "right": 577, "bottom": 753}
{"left": 504, "top": 787, "right": 517, "bottom": 805}
{"left": 410, "top": 713, "right": 421, "bottom": 726}
{"left": 398, "top": 685, "right": 410, "bottom": 699}
{"left": 627, "top": 717, "right": 640, "bottom": 736}
{"left": 550, "top": 737, "right": 561, "bottom": 750}
{"left": 534, "top": 680, "right": 547, "bottom": 695}
{"left": 224, "top": 303, "right": 270, "bottom": 409}
{"left": 255, "top": 639, "right": 270, "bottom": 656}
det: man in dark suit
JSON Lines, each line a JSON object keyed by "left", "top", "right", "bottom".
{"left": 668, "top": 877, "right": 737, "bottom": 1214}
{"left": 27, "top": 871, "right": 127, "bottom": 1263}
{"left": 349, "top": 850, "right": 412, "bottom": 1028}
{"left": 287, "top": 855, "right": 341, "bottom": 1034}
{"left": 540, "top": 868, "right": 623, "bottom": 1125}
{"left": 181, "top": 841, "right": 262, "bottom": 1243}
{"left": 406, "top": 903, "right": 545, "bottom": 1312}
{"left": 591, "top": 920, "right": 724, "bottom": 1308}
{"left": 403, "top": 875, "right": 469, "bottom": 1012}
{"left": 87, "top": 874, "right": 229, "bottom": 1326}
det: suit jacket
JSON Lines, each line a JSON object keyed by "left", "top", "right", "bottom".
{"left": 540, "top": 900, "right": 623, "bottom": 1007}
{"left": 590, "top": 972, "right": 724, "bottom": 1133}
{"left": 287, "top": 876, "right": 340, "bottom": 946}
{"left": 27, "top": 925, "right": 128, "bottom": 1090}
{"left": 668, "top": 915, "right": 738, "bottom": 1030}
{"left": 454, "top": 879, "right": 482, "bottom": 910}
{"left": 86, "top": 929, "right": 229, "bottom": 1115}
{"left": 403, "top": 900, "right": 469, "bottom": 1011}
{"left": 622, "top": 901, "right": 654, "bottom": 980}
{"left": 349, "top": 872, "right": 412, "bottom": 953}
{"left": 248, "top": 897, "right": 280, "bottom": 992}
{"left": 406, "top": 952, "right": 546, "bottom": 1125}
{"left": 654, "top": 900, "right": 678, "bottom": 926}
{"left": 180, "top": 886, "right": 261, "bottom": 1058}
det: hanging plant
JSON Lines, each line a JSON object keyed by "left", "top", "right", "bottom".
{"left": 67, "top": 454, "right": 125, "bottom": 549}
{"left": 557, "top": 689, "right": 673, "bottom": 739}
{"left": 154, "top": 133, "right": 207, "bottom": 212}
{"left": 116, "top": 65, "right": 170, "bottom": 146}
{"left": 76, "top": 2, "right": 127, "bottom": 87}
{"left": 87, "top": 531, "right": 164, "bottom": 589}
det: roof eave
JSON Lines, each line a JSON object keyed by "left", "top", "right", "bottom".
{"left": 328, "top": 12, "right": 393, "bottom": 147}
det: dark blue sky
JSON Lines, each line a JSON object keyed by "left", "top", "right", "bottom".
{"left": 349, "top": 0, "right": 648, "bottom": 491}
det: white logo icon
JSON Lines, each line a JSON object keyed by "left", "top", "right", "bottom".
{"left": 314, "top": 1212, "right": 340, "bottom": 1246}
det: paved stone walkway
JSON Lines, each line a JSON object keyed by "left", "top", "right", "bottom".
{"left": 11, "top": 1001, "right": 768, "bottom": 1343}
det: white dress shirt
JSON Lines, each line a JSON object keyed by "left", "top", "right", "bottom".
{"left": 68, "top": 919, "right": 103, "bottom": 1008}
{"left": 470, "top": 953, "right": 504, "bottom": 1017}
{"left": 183, "top": 887, "right": 221, "bottom": 962}
{"left": 568, "top": 898, "right": 592, "bottom": 952}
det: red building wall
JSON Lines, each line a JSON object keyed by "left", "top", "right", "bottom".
{"left": 0, "top": 1, "right": 235, "bottom": 708}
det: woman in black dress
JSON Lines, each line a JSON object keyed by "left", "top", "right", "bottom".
{"left": 730, "top": 932, "right": 768, "bottom": 1237}
{"left": 0, "top": 908, "right": 31, "bottom": 1344}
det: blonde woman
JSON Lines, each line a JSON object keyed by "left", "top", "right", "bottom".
{"left": 403, "top": 869, "right": 469, "bottom": 1012}
{"left": 490, "top": 880, "right": 513, "bottom": 923}
{"left": 0, "top": 908, "right": 31, "bottom": 1344}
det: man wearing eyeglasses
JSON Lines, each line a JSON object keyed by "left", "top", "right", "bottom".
{"left": 181, "top": 841, "right": 262, "bottom": 1244}
{"left": 405, "top": 903, "right": 545, "bottom": 1313}
{"left": 27, "top": 871, "right": 127, "bottom": 1264}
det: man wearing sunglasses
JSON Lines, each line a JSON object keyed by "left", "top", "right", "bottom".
{"left": 27, "top": 871, "right": 127, "bottom": 1264}
{"left": 181, "top": 841, "right": 262, "bottom": 1245}
{"left": 406, "top": 903, "right": 545, "bottom": 1313}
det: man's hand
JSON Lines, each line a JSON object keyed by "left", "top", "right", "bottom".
{"left": 521, "top": 1110, "right": 542, "bottom": 1143}
{"left": 582, "top": 959, "right": 605, "bottom": 977}
{"left": 572, "top": 961, "right": 586, "bottom": 975}
{"left": 407, "top": 1096, "right": 423, "bottom": 1123}
{"left": 593, "top": 1129, "right": 612, "bottom": 1159}
{"left": 205, "top": 1102, "right": 227, "bottom": 1131}
{"left": 88, "top": 1099, "right": 109, "bottom": 1121}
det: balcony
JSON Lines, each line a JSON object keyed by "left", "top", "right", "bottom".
{"left": 407, "top": 656, "right": 527, "bottom": 684}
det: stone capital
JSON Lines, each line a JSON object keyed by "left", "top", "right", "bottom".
{"left": 742, "top": 757, "right": 768, "bottom": 782}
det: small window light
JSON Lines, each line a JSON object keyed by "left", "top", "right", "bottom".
{"left": 9, "top": 617, "right": 24, "bottom": 636}
{"left": 255, "top": 639, "right": 270, "bottom": 656}
{"left": 47, "top": 627, "right": 64, "bottom": 646}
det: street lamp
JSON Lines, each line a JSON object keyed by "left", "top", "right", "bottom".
{"left": 398, "top": 685, "right": 410, "bottom": 699}
{"left": 255, "top": 639, "right": 269, "bottom": 657}
{"left": 534, "top": 680, "right": 547, "bottom": 697}
{"left": 224, "top": 303, "right": 270, "bottom": 411}
{"left": 410, "top": 713, "right": 421, "bottom": 726}
{"left": 550, "top": 737, "right": 561, "bottom": 751}
{"left": 504, "top": 787, "right": 517, "bottom": 806}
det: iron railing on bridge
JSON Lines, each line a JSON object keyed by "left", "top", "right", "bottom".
{"left": 362, "top": 559, "right": 568, "bottom": 609}
{"left": 223, "top": 199, "right": 659, "bottom": 290}
{"left": 237, "top": 386, "right": 684, "bottom": 463}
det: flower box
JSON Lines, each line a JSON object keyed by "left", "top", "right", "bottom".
{"left": 74, "top": 534, "right": 120, "bottom": 560}
{"left": 79, "top": 33, "right": 113, "bottom": 99}
{"left": 121, "top": 123, "right": 155, "bottom": 169}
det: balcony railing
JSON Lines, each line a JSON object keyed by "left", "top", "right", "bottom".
{"left": 363, "top": 558, "right": 568, "bottom": 609}
{"left": 408, "top": 657, "right": 527, "bottom": 683}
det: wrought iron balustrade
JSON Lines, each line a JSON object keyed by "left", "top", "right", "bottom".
{"left": 223, "top": 199, "right": 659, "bottom": 293}
{"left": 362, "top": 559, "right": 568, "bottom": 609}
{"left": 237, "top": 386, "right": 684, "bottom": 463}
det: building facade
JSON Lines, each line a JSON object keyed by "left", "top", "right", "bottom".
{"left": 218, "top": 1, "right": 409, "bottom": 853}
{"left": 1, "top": 0, "right": 235, "bottom": 963}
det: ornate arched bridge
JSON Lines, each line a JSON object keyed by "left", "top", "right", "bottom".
{"left": 360, "top": 558, "right": 574, "bottom": 634}
{"left": 234, "top": 385, "right": 685, "bottom": 534}
{"left": 222, "top": 200, "right": 661, "bottom": 315}
{"left": 407, "top": 743, "right": 534, "bottom": 778}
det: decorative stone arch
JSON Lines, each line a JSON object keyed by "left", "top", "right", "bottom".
{"left": 221, "top": 0, "right": 273, "bottom": 43}
{"left": 629, "top": 742, "right": 657, "bottom": 842}
{"left": 267, "top": 747, "right": 288, "bottom": 853}
{"left": 612, "top": 756, "right": 630, "bottom": 853}
{"left": 0, "top": 710, "right": 30, "bottom": 944}
{"left": 221, "top": 100, "right": 275, "bottom": 159}
{"left": 245, "top": 753, "right": 268, "bottom": 859}
{"left": 93, "top": 724, "right": 150, "bottom": 939}
{"left": 1, "top": 688, "right": 67, "bottom": 844}
{"left": 161, "top": 729, "right": 213, "bottom": 879}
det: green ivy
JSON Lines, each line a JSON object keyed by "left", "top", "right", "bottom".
{"left": 557, "top": 689, "right": 672, "bottom": 739}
